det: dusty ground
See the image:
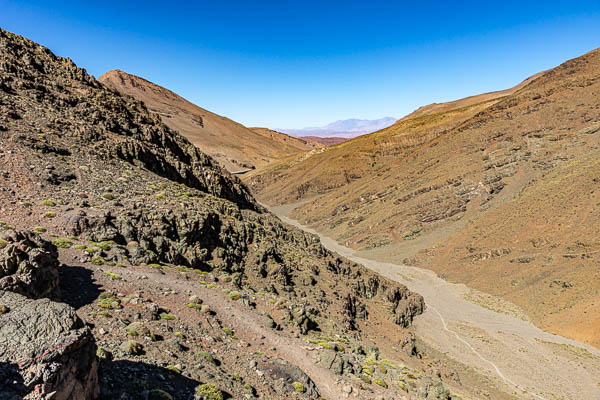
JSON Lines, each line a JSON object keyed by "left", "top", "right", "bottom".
{"left": 271, "top": 202, "right": 600, "bottom": 400}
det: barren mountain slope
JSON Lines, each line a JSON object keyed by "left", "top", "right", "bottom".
{"left": 0, "top": 28, "right": 507, "bottom": 400}
{"left": 247, "top": 48, "right": 600, "bottom": 346}
{"left": 98, "top": 70, "right": 316, "bottom": 171}
{"left": 245, "top": 75, "right": 530, "bottom": 205}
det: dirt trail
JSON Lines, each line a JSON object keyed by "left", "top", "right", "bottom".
{"left": 101, "top": 264, "right": 360, "bottom": 400}
{"left": 270, "top": 203, "right": 600, "bottom": 400}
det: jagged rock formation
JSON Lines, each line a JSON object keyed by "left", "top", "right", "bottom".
{"left": 0, "top": 230, "right": 59, "bottom": 298}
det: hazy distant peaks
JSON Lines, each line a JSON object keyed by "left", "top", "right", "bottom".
{"left": 280, "top": 117, "right": 397, "bottom": 138}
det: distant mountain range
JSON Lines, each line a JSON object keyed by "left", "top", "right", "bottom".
{"left": 280, "top": 117, "right": 397, "bottom": 138}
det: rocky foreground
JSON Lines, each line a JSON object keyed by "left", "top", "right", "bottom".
{"left": 0, "top": 28, "right": 476, "bottom": 399}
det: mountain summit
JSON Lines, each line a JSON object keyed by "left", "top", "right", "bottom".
{"left": 98, "top": 70, "right": 318, "bottom": 172}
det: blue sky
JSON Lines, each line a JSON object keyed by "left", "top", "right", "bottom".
{"left": 2, "top": 1, "right": 600, "bottom": 128}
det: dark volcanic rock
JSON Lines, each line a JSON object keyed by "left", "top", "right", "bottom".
{"left": 0, "top": 290, "right": 99, "bottom": 400}
{"left": 0, "top": 230, "right": 59, "bottom": 299}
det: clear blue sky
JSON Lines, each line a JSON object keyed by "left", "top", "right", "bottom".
{"left": 2, "top": 1, "right": 600, "bottom": 128}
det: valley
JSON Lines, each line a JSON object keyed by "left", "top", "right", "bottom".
{"left": 270, "top": 202, "right": 600, "bottom": 400}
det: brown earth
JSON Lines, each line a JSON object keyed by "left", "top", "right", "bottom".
{"left": 0, "top": 28, "right": 509, "bottom": 400}
{"left": 98, "top": 70, "right": 318, "bottom": 172}
{"left": 246, "top": 47, "right": 600, "bottom": 348}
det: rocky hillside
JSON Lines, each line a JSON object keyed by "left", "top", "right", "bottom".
{"left": 0, "top": 28, "right": 503, "bottom": 399}
{"left": 98, "top": 70, "right": 318, "bottom": 172}
{"left": 246, "top": 48, "right": 600, "bottom": 347}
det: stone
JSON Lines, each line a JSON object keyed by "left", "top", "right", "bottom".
{"left": 0, "top": 290, "right": 99, "bottom": 400}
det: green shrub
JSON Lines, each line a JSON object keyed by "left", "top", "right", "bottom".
{"left": 195, "top": 384, "right": 223, "bottom": 400}
{"left": 228, "top": 291, "right": 241, "bottom": 301}
{"left": 44, "top": 211, "right": 56, "bottom": 218}
{"left": 361, "top": 365, "right": 373, "bottom": 376}
{"left": 96, "top": 347, "right": 110, "bottom": 360}
{"left": 33, "top": 226, "right": 46, "bottom": 233}
{"left": 292, "top": 382, "right": 306, "bottom": 393}
{"left": 160, "top": 313, "right": 176, "bottom": 320}
{"left": 104, "top": 271, "right": 121, "bottom": 280}
{"left": 222, "top": 327, "right": 234, "bottom": 337}
{"left": 52, "top": 238, "right": 73, "bottom": 248}
{"left": 41, "top": 199, "right": 55, "bottom": 206}
{"left": 90, "top": 256, "right": 105, "bottom": 265}
{"left": 374, "top": 378, "right": 387, "bottom": 388}
{"left": 197, "top": 351, "right": 216, "bottom": 365}
{"left": 120, "top": 340, "right": 143, "bottom": 355}
{"left": 166, "top": 365, "right": 181, "bottom": 374}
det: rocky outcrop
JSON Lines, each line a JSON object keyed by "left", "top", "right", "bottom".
{"left": 0, "top": 28, "right": 257, "bottom": 211}
{"left": 0, "top": 290, "right": 99, "bottom": 400}
{"left": 0, "top": 230, "right": 59, "bottom": 299}
{"left": 260, "top": 358, "right": 320, "bottom": 398}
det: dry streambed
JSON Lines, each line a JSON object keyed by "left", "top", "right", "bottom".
{"left": 271, "top": 204, "right": 600, "bottom": 400}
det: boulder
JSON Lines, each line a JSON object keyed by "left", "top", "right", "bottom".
{"left": 0, "top": 290, "right": 99, "bottom": 400}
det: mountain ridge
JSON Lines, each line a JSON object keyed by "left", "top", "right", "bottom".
{"left": 98, "top": 69, "right": 318, "bottom": 171}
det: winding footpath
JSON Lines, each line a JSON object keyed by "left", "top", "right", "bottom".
{"left": 270, "top": 204, "right": 600, "bottom": 400}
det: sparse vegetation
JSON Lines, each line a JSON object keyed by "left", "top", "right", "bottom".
{"left": 194, "top": 384, "right": 223, "bottom": 400}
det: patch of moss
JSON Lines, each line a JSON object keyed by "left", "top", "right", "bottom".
{"left": 160, "top": 313, "right": 176, "bottom": 320}
{"left": 41, "top": 199, "right": 55, "bottom": 206}
{"left": 44, "top": 211, "right": 56, "bottom": 218}
{"left": 194, "top": 384, "right": 223, "bottom": 400}
{"left": 361, "top": 365, "right": 373, "bottom": 376}
{"left": 74, "top": 244, "right": 86, "bottom": 250}
{"left": 359, "top": 374, "right": 372, "bottom": 384}
{"left": 222, "top": 327, "right": 234, "bottom": 337}
{"left": 33, "top": 226, "right": 46, "bottom": 233}
{"left": 0, "top": 240, "right": 8, "bottom": 250}
{"left": 174, "top": 332, "right": 185, "bottom": 339}
{"left": 187, "top": 302, "right": 202, "bottom": 310}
